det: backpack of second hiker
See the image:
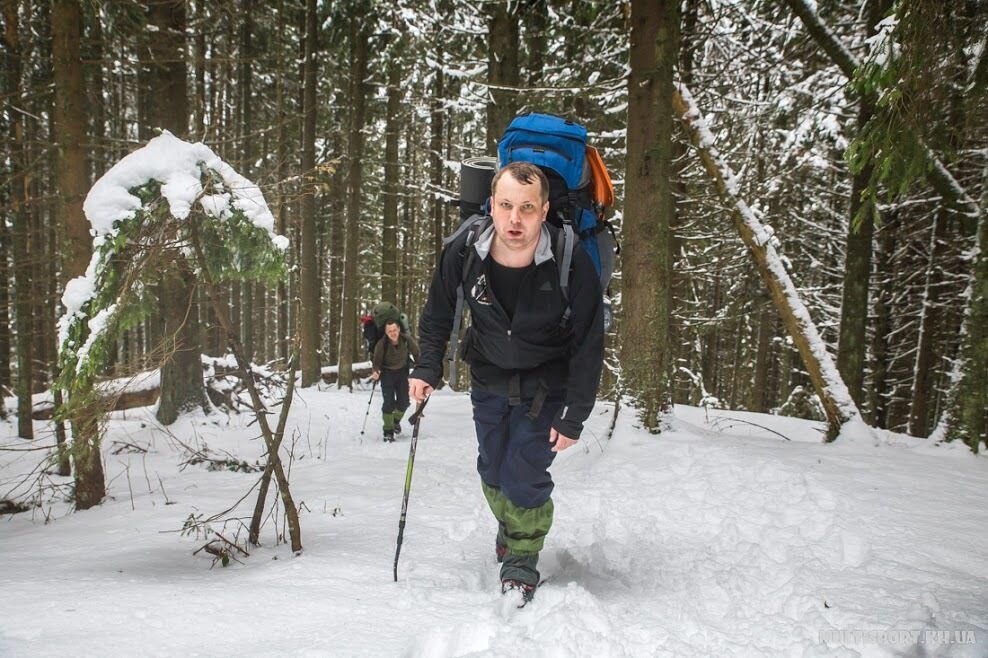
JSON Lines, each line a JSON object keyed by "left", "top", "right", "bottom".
{"left": 361, "top": 302, "right": 410, "bottom": 355}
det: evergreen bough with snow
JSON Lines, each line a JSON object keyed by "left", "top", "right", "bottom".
{"left": 55, "top": 132, "right": 289, "bottom": 501}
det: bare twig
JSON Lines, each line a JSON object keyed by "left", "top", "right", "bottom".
{"left": 157, "top": 474, "right": 172, "bottom": 505}
{"left": 122, "top": 462, "right": 135, "bottom": 510}
{"left": 709, "top": 415, "right": 794, "bottom": 441}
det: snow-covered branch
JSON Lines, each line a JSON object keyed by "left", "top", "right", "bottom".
{"left": 783, "top": 0, "right": 981, "bottom": 222}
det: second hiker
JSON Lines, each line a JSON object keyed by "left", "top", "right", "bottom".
{"left": 371, "top": 318, "right": 419, "bottom": 442}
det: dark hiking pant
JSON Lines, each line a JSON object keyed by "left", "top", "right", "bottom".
{"left": 380, "top": 368, "right": 409, "bottom": 430}
{"left": 471, "top": 390, "right": 562, "bottom": 586}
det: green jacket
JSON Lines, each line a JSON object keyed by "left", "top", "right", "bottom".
{"left": 372, "top": 334, "right": 420, "bottom": 373}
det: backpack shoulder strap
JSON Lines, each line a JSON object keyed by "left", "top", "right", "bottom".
{"left": 555, "top": 224, "right": 575, "bottom": 327}
{"left": 443, "top": 214, "right": 486, "bottom": 247}
{"left": 447, "top": 216, "right": 491, "bottom": 386}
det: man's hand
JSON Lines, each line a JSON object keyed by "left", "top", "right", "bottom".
{"left": 370, "top": 370, "right": 380, "bottom": 381}
{"left": 549, "top": 427, "right": 577, "bottom": 453}
{"left": 408, "top": 378, "right": 433, "bottom": 403}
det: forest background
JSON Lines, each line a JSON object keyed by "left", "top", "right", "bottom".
{"left": 1, "top": 0, "right": 986, "bottom": 511}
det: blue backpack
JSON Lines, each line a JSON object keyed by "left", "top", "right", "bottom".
{"left": 497, "top": 113, "right": 616, "bottom": 290}
{"left": 444, "top": 114, "right": 617, "bottom": 384}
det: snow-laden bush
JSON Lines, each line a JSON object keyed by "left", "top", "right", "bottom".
{"left": 56, "top": 131, "right": 288, "bottom": 416}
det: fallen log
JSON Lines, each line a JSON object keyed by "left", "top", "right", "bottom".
{"left": 320, "top": 361, "right": 373, "bottom": 385}
{"left": 30, "top": 359, "right": 376, "bottom": 420}
{"left": 31, "top": 372, "right": 160, "bottom": 420}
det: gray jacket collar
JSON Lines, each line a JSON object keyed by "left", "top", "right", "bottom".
{"left": 474, "top": 223, "right": 554, "bottom": 266}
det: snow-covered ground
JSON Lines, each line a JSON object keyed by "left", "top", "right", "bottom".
{"left": 2, "top": 386, "right": 987, "bottom": 657}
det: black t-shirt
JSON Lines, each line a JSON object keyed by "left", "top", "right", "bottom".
{"left": 488, "top": 259, "right": 533, "bottom": 320}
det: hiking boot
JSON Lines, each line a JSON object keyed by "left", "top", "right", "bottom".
{"left": 500, "top": 552, "right": 540, "bottom": 591}
{"left": 394, "top": 420, "right": 402, "bottom": 435}
{"left": 383, "top": 429, "right": 395, "bottom": 443}
{"left": 501, "top": 579, "right": 536, "bottom": 606}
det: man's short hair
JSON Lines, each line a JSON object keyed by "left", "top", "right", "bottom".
{"left": 491, "top": 162, "right": 549, "bottom": 204}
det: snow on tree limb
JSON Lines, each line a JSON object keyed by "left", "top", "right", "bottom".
{"left": 783, "top": 0, "right": 981, "bottom": 221}
{"left": 83, "top": 131, "right": 284, "bottom": 238}
{"left": 673, "top": 82, "right": 861, "bottom": 438}
{"left": 784, "top": 0, "right": 859, "bottom": 79}
{"left": 58, "top": 132, "right": 289, "bottom": 380}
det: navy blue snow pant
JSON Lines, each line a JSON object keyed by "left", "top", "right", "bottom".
{"left": 380, "top": 368, "right": 409, "bottom": 431}
{"left": 471, "top": 389, "right": 563, "bottom": 584}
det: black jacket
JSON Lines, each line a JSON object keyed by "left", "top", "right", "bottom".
{"left": 412, "top": 221, "right": 604, "bottom": 439}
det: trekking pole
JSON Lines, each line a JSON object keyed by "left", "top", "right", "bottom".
{"left": 359, "top": 379, "right": 378, "bottom": 441}
{"left": 393, "top": 396, "right": 430, "bottom": 582}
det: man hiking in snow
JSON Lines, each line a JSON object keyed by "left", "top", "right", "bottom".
{"left": 371, "top": 319, "right": 419, "bottom": 442}
{"left": 409, "top": 162, "right": 604, "bottom": 603}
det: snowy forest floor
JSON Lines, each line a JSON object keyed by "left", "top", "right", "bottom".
{"left": 2, "top": 384, "right": 987, "bottom": 658}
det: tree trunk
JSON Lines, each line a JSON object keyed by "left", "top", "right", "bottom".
{"left": 0, "top": 194, "right": 9, "bottom": 389}
{"left": 835, "top": 0, "right": 888, "bottom": 410}
{"left": 429, "top": 36, "right": 445, "bottom": 261}
{"left": 193, "top": 0, "right": 205, "bottom": 139}
{"left": 941, "top": 194, "right": 988, "bottom": 450}
{"left": 52, "top": 0, "right": 90, "bottom": 280}
{"left": 728, "top": 309, "right": 747, "bottom": 410}
{"left": 836, "top": 154, "right": 875, "bottom": 409}
{"left": 486, "top": 1, "right": 519, "bottom": 154}
{"left": 749, "top": 299, "right": 774, "bottom": 413}
{"left": 935, "top": 9, "right": 988, "bottom": 449}
{"left": 869, "top": 212, "right": 899, "bottom": 428}
{"left": 70, "top": 410, "right": 106, "bottom": 510}
{"left": 298, "top": 0, "right": 320, "bottom": 385}
{"left": 669, "top": 0, "right": 698, "bottom": 405}
{"left": 84, "top": 3, "right": 105, "bottom": 176}
{"left": 31, "top": 90, "right": 52, "bottom": 397}
{"left": 908, "top": 5, "right": 972, "bottom": 437}
{"left": 401, "top": 127, "right": 417, "bottom": 315}
{"left": 522, "top": 0, "right": 547, "bottom": 87}
{"left": 673, "top": 84, "right": 860, "bottom": 438}
{"left": 52, "top": 0, "right": 91, "bottom": 475}
{"left": 275, "top": 5, "right": 290, "bottom": 362}
{"left": 238, "top": 0, "right": 254, "bottom": 362}
{"left": 156, "top": 256, "right": 210, "bottom": 424}
{"left": 700, "top": 274, "right": 721, "bottom": 403}
{"left": 620, "top": 0, "right": 679, "bottom": 431}
{"left": 337, "top": 13, "right": 370, "bottom": 389}
{"left": 3, "top": 2, "right": 33, "bottom": 439}
{"left": 906, "top": 210, "right": 949, "bottom": 437}
{"left": 145, "top": 0, "right": 208, "bottom": 425}
{"left": 327, "top": 143, "right": 344, "bottom": 365}
{"left": 382, "top": 41, "right": 402, "bottom": 304}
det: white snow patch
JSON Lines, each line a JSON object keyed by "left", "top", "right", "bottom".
{"left": 2, "top": 392, "right": 987, "bottom": 657}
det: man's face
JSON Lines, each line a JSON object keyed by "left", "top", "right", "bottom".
{"left": 385, "top": 322, "right": 400, "bottom": 342}
{"left": 490, "top": 173, "right": 548, "bottom": 254}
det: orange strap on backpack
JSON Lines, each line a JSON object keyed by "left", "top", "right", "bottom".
{"left": 585, "top": 146, "right": 614, "bottom": 208}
